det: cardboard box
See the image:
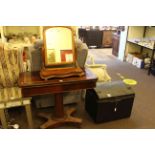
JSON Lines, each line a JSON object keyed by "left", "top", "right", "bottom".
{"left": 126, "top": 53, "right": 134, "bottom": 63}
{"left": 126, "top": 53, "right": 144, "bottom": 68}
{"left": 132, "top": 55, "right": 144, "bottom": 68}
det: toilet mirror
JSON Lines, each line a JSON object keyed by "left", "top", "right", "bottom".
{"left": 43, "top": 26, "right": 76, "bottom": 67}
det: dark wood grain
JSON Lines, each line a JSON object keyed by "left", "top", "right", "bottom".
{"left": 54, "top": 93, "right": 64, "bottom": 118}
{"left": 112, "top": 33, "right": 120, "bottom": 57}
{"left": 102, "top": 30, "right": 115, "bottom": 48}
{"left": 18, "top": 68, "right": 97, "bottom": 97}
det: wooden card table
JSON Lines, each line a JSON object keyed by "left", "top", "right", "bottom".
{"left": 18, "top": 68, "right": 97, "bottom": 129}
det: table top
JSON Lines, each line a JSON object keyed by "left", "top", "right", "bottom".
{"left": 18, "top": 68, "right": 97, "bottom": 97}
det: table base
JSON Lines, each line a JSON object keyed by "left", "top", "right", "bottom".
{"left": 38, "top": 108, "right": 82, "bottom": 129}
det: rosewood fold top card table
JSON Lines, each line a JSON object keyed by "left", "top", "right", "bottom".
{"left": 18, "top": 68, "right": 97, "bottom": 129}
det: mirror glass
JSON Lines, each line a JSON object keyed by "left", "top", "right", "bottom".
{"left": 44, "top": 27, "right": 75, "bottom": 66}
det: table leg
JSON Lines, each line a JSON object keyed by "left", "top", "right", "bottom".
{"left": 0, "top": 109, "right": 8, "bottom": 129}
{"left": 39, "top": 93, "right": 82, "bottom": 129}
{"left": 25, "top": 104, "right": 33, "bottom": 129}
{"left": 54, "top": 93, "right": 64, "bottom": 118}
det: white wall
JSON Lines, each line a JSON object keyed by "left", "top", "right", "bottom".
{"left": 145, "top": 27, "right": 155, "bottom": 37}
{"left": 127, "top": 26, "right": 145, "bottom": 39}
{"left": 118, "top": 26, "right": 128, "bottom": 61}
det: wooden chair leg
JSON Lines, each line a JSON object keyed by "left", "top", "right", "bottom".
{"left": 0, "top": 109, "right": 8, "bottom": 129}
{"left": 25, "top": 104, "right": 33, "bottom": 129}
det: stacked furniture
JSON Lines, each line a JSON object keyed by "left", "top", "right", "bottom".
{"left": 0, "top": 43, "right": 33, "bottom": 128}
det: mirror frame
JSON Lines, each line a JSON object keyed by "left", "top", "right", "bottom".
{"left": 42, "top": 26, "right": 76, "bottom": 67}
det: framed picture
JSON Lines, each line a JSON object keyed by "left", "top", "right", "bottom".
{"left": 60, "top": 49, "right": 73, "bottom": 62}
{"left": 46, "top": 49, "right": 56, "bottom": 64}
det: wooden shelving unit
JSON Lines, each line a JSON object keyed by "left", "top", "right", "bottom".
{"left": 78, "top": 28, "right": 116, "bottom": 48}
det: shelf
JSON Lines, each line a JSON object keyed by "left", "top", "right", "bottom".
{"left": 125, "top": 27, "right": 155, "bottom": 76}
{"left": 128, "top": 39, "right": 155, "bottom": 75}
{"left": 127, "top": 39, "right": 155, "bottom": 50}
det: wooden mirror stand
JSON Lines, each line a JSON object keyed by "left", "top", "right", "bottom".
{"left": 40, "top": 26, "right": 84, "bottom": 80}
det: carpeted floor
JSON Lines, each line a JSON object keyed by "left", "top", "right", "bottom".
{"left": 5, "top": 48, "right": 155, "bottom": 129}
